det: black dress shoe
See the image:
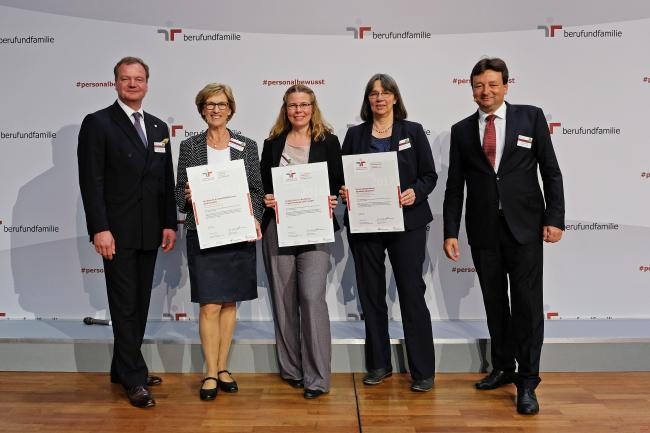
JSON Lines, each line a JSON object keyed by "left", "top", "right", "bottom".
{"left": 127, "top": 385, "right": 156, "bottom": 408}
{"left": 362, "top": 367, "right": 393, "bottom": 385}
{"left": 517, "top": 386, "right": 540, "bottom": 415}
{"left": 285, "top": 378, "right": 304, "bottom": 388}
{"left": 475, "top": 370, "right": 514, "bottom": 390}
{"left": 147, "top": 375, "right": 163, "bottom": 386}
{"left": 410, "top": 377, "right": 434, "bottom": 392}
{"left": 217, "top": 370, "right": 238, "bottom": 393}
{"left": 199, "top": 377, "right": 218, "bottom": 401}
{"left": 303, "top": 389, "right": 326, "bottom": 399}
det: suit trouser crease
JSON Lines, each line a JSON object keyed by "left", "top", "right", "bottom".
{"left": 349, "top": 226, "right": 435, "bottom": 380}
{"left": 104, "top": 248, "right": 157, "bottom": 389}
{"left": 262, "top": 219, "right": 332, "bottom": 391}
{"left": 470, "top": 216, "right": 543, "bottom": 384}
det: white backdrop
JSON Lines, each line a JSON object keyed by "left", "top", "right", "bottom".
{"left": 1, "top": 1, "right": 648, "bottom": 321}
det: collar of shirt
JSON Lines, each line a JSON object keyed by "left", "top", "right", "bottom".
{"left": 478, "top": 101, "right": 506, "bottom": 123}
{"left": 117, "top": 98, "right": 145, "bottom": 121}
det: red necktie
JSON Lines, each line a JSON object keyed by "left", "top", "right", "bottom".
{"left": 483, "top": 114, "right": 496, "bottom": 168}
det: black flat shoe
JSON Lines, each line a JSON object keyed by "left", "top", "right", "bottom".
{"left": 475, "top": 370, "right": 514, "bottom": 390}
{"left": 199, "top": 377, "right": 218, "bottom": 401}
{"left": 363, "top": 367, "right": 393, "bottom": 385}
{"left": 217, "top": 370, "right": 238, "bottom": 393}
{"left": 147, "top": 375, "right": 163, "bottom": 386}
{"left": 304, "top": 389, "right": 326, "bottom": 399}
{"left": 285, "top": 378, "right": 304, "bottom": 388}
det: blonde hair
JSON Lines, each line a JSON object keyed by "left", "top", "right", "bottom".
{"left": 268, "top": 84, "right": 332, "bottom": 141}
{"left": 195, "top": 83, "right": 236, "bottom": 122}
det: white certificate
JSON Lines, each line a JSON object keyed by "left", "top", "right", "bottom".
{"left": 272, "top": 161, "right": 334, "bottom": 247}
{"left": 186, "top": 160, "right": 257, "bottom": 249}
{"left": 343, "top": 152, "right": 404, "bottom": 233}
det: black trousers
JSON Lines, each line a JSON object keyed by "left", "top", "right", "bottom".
{"left": 348, "top": 225, "right": 435, "bottom": 380}
{"left": 470, "top": 215, "right": 543, "bottom": 387}
{"left": 103, "top": 248, "right": 158, "bottom": 389}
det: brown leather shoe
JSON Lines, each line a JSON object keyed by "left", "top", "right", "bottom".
{"left": 127, "top": 385, "right": 156, "bottom": 408}
{"left": 147, "top": 375, "right": 163, "bottom": 386}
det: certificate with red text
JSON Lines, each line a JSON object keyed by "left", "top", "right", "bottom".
{"left": 186, "top": 160, "right": 257, "bottom": 249}
{"left": 272, "top": 162, "right": 334, "bottom": 247}
{"left": 343, "top": 152, "right": 404, "bottom": 233}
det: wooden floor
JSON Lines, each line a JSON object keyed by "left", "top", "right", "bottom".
{"left": 1, "top": 372, "right": 649, "bottom": 433}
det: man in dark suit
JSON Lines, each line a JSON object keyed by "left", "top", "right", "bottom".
{"left": 78, "top": 56, "right": 177, "bottom": 408}
{"left": 443, "top": 58, "right": 564, "bottom": 415}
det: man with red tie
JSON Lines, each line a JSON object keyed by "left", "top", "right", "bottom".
{"left": 443, "top": 57, "right": 565, "bottom": 415}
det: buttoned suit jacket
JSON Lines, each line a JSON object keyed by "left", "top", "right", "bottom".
{"left": 78, "top": 101, "right": 177, "bottom": 250}
{"left": 443, "top": 102, "right": 565, "bottom": 248}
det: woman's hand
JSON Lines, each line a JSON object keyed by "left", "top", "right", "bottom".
{"left": 400, "top": 188, "right": 416, "bottom": 207}
{"left": 329, "top": 195, "right": 338, "bottom": 210}
{"left": 248, "top": 220, "right": 262, "bottom": 242}
{"left": 339, "top": 186, "right": 348, "bottom": 204}
{"left": 264, "top": 194, "right": 276, "bottom": 209}
{"left": 184, "top": 182, "right": 192, "bottom": 203}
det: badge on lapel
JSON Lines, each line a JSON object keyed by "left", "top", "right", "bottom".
{"left": 154, "top": 137, "right": 168, "bottom": 153}
{"left": 228, "top": 138, "right": 245, "bottom": 152}
{"left": 398, "top": 138, "right": 411, "bottom": 151}
{"left": 517, "top": 135, "right": 533, "bottom": 149}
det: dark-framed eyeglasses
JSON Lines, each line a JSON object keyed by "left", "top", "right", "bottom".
{"left": 204, "top": 102, "right": 229, "bottom": 111}
{"left": 286, "top": 103, "right": 313, "bottom": 111}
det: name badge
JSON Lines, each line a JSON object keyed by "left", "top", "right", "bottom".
{"left": 229, "top": 138, "right": 245, "bottom": 152}
{"left": 517, "top": 135, "right": 533, "bottom": 149}
{"left": 280, "top": 152, "right": 291, "bottom": 166}
{"left": 398, "top": 142, "right": 411, "bottom": 151}
{"left": 153, "top": 141, "right": 166, "bottom": 153}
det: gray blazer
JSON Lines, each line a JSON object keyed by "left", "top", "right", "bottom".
{"left": 175, "top": 129, "right": 265, "bottom": 230}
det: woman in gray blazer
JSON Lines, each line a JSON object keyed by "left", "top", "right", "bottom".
{"left": 175, "top": 83, "right": 264, "bottom": 400}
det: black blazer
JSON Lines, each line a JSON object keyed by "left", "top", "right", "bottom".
{"left": 341, "top": 120, "right": 437, "bottom": 231}
{"left": 174, "top": 129, "right": 265, "bottom": 231}
{"left": 443, "top": 102, "right": 565, "bottom": 248}
{"left": 260, "top": 130, "right": 344, "bottom": 232}
{"left": 78, "top": 101, "right": 177, "bottom": 250}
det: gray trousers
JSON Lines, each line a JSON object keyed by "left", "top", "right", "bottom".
{"left": 262, "top": 219, "right": 332, "bottom": 391}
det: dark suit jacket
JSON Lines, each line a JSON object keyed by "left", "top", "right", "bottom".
{"left": 174, "top": 129, "right": 265, "bottom": 230}
{"left": 443, "top": 102, "right": 565, "bottom": 248}
{"left": 341, "top": 120, "right": 437, "bottom": 230}
{"left": 78, "top": 101, "right": 177, "bottom": 250}
{"left": 260, "top": 130, "right": 344, "bottom": 232}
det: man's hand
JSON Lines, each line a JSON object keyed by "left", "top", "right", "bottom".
{"left": 543, "top": 226, "right": 563, "bottom": 243}
{"left": 94, "top": 230, "right": 116, "bottom": 260}
{"left": 161, "top": 229, "right": 176, "bottom": 252}
{"left": 400, "top": 188, "right": 416, "bottom": 207}
{"left": 443, "top": 238, "right": 460, "bottom": 262}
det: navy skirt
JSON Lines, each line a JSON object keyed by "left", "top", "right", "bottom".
{"left": 186, "top": 229, "right": 258, "bottom": 304}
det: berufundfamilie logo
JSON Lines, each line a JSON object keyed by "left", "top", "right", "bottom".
{"left": 0, "top": 130, "right": 56, "bottom": 139}
{"left": 168, "top": 121, "right": 240, "bottom": 138}
{"left": 0, "top": 35, "right": 54, "bottom": 44}
{"left": 547, "top": 120, "right": 620, "bottom": 136}
{"left": 157, "top": 28, "right": 241, "bottom": 42}
{"left": 537, "top": 24, "right": 622, "bottom": 38}
{"left": 346, "top": 25, "right": 431, "bottom": 40}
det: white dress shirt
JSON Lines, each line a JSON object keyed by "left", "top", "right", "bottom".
{"left": 117, "top": 98, "right": 147, "bottom": 142}
{"left": 477, "top": 102, "right": 506, "bottom": 172}
{"left": 207, "top": 145, "right": 231, "bottom": 166}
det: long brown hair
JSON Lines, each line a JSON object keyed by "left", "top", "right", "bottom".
{"left": 268, "top": 84, "right": 332, "bottom": 141}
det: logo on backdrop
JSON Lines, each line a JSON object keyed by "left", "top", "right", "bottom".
{"left": 157, "top": 28, "right": 241, "bottom": 42}
{"left": 262, "top": 79, "right": 326, "bottom": 87}
{"left": 75, "top": 81, "right": 114, "bottom": 89}
{"left": 346, "top": 25, "right": 431, "bottom": 40}
{"left": 167, "top": 118, "right": 240, "bottom": 139}
{"left": 0, "top": 35, "right": 54, "bottom": 44}
{"left": 2, "top": 221, "right": 60, "bottom": 234}
{"left": 537, "top": 24, "right": 622, "bottom": 38}
{"left": 0, "top": 130, "right": 56, "bottom": 139}
{"left": 564, "top": 222, "right": 620, "bottom": 231}
{"left": 547, "top": 121, "right": 620, "bottom": 136}
{"left": 451, "top": 77, "right": 516, "bottom": 86}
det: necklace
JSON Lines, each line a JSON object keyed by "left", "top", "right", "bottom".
{"left": 373, "top": 124, "right": 392, "bottom": 134}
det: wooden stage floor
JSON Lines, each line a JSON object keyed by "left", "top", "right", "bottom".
{"left": 1, "top": 372, "right": 649, "bottom": 432}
